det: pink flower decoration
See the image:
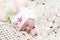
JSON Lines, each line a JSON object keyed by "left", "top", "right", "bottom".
{"left": 13, "top": 22, "right": 18, "bottom": 28}
{"left": 18, "top": 17, "right": 23, "bottom": 23}
{"left": 14, "top": 22, "right": 18, "bottom": 25}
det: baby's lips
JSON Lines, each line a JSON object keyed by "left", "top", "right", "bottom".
{"left": 30, "top": 29, "right": 37, "bottom": 36}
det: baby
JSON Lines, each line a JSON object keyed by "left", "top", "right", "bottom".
{"left": 10, "top": 7, "right": 37, "bottom": 36}
{"left": 0, "top": 0, "right": 37, "bottom": 36}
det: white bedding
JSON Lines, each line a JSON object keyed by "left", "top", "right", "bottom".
{"left": 0, "top": 0, "right": 60, "bottom": 40}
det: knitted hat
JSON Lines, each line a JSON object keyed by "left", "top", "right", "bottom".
{"left": 10, "top": 7, "right": 36, "bottom": 30}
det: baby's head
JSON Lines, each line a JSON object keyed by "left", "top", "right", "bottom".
{"left": 20, "top": 18, "right": 37, "bottom": 36}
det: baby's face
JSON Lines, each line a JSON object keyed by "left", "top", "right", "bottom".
{"left": 20, "top": 18, "right": 37, "bottom": 36}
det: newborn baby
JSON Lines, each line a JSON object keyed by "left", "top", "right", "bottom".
{"left": 0, "top": 0, "right": 37, "bottom": 36}
{"left": 20, "top": 18, "right": 37, "bottom": 36}
{"left": 10, "top": 6, "right": 37, "bottom": 36}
